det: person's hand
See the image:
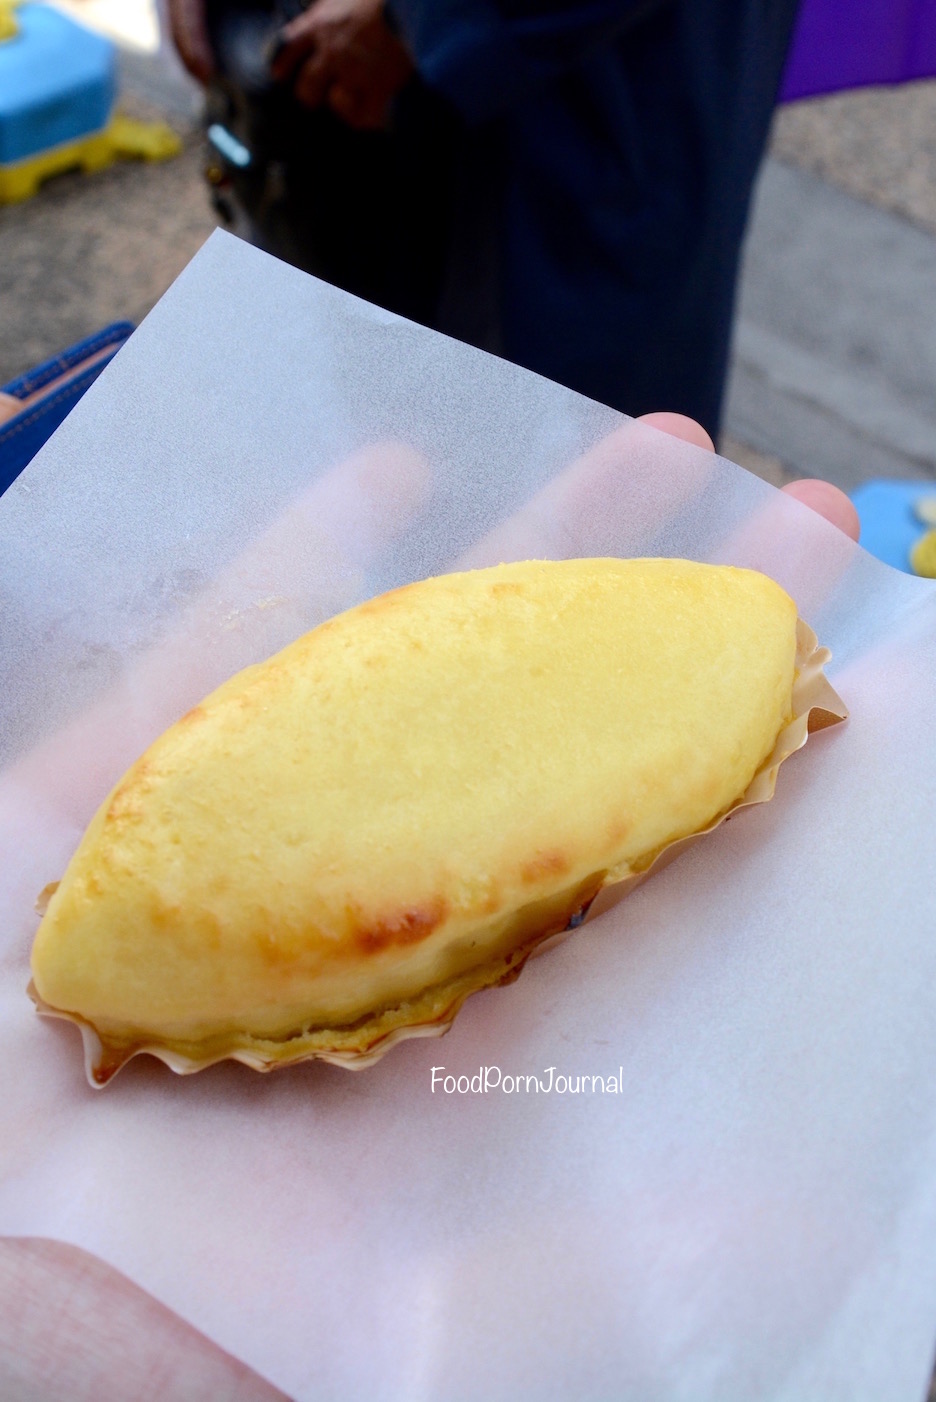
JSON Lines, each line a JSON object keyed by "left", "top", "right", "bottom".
{"left": 167, "top": 0, "right": 214, "bottom": 85}
{"left": 0, "top": 411, "right": 858, "bottom": 1398}
{"left": 638, "top": 413, "right": 860, "bottom": 541}
{"left": 0, "top": 1237, "right": 288, "bottom": 1401}
{"left": 271, "top": 0, "right": 414, "bottom": 129}
{"left": 780, "top": 477, "right": 860, "bottom": 541}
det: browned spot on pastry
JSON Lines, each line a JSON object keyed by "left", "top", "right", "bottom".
{"left": 606, "top": 816, "right": 632, "bottom": 850}
{"left": 481, "top": 882, "right": 503, "bottom": 915}
{"left": 149, "top": 899, "right": 179, "bottom": 930}
{"left": 106, "top": 761, "right": 151, "bottom": 822}
{"left": 178, "top": 705, "right": 206, "bottom": 725}
{"left": 356, "top": 584, "right": 411, "bottom": 616}
{"left": 491, "top": 581, "right": 524, "bottom": 596}
{"left": 253, "top": 924, "right": 288, "bottom": 966}
{"left": 520, "top": 850, "right": 570, "bottom": 885}
{"left": 354, "top": 899, "right": 448, "bottom": 954}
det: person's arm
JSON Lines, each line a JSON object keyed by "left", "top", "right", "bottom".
{"left": 166, "top": 0, "right": 214, "bottom": 83}
{"left": 0, "top": 1238, "right": 289, "bottom": 1401}
{"left": 384, "top": 0, "right": 671, "bottom": 123}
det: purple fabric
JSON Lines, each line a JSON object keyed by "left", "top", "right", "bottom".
{"left": 780, "top": 0, "right": 936, "bottom": 101}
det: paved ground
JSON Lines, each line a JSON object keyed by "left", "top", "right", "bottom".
{"left": 0, "top": 83, "right": 213, "bottom": 386}
{"left": 725, "top": 156, "right": 936, "bottom": 490}
{"left": 772, "top": 81, "right": 936, "bottom": 235}
{"left": 724, "top": 80, "right": 936, "bottom": 490}
{"left": 2, "top": 39, "right": 935, "bottom": 494}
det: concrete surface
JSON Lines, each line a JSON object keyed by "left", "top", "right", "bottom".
{"left": 773, "top": 80, "right": 936, "bottom": 236}
{"left": 725, "top": 158, "right": 936, "bottom": 489}
{"left": 0, "top": 90, "right": 213, "bottom": 386}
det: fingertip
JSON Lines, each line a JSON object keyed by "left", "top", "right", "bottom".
{"left": 270, "top": 20, "right": 312, "bottom": 82}
{"left": 781, "top": 479, "right": 861, "bottom": 542}
{"left": 328, "top": 84, "right": 357, "bottom": 121}
{"left": 270, "top": 44, "right": 294, "bottom": 83}
{"left": 294, "top": 56, "right": 329, "bottom": 109}
{"left": 636, "top": 412, "right": 716, "bottom": 455}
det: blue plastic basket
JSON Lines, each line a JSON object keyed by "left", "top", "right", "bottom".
{"left": 0, "top": 3, "right": 115, "bottom": 165}
{"left": 0, "top": 321, "right": 134, "bottom": 495}
{"left": 850, "top": 479, "right": 936, "bottom": 574}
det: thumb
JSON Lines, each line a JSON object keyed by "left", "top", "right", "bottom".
{"left": 781, "top": 479, "right": 860, "bottom": 543}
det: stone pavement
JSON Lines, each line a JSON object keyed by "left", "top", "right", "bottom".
{"left": 1, "top": 39, "right": 935, "bottom": 494}
{"left": 726, "top": 159, "right": 936, "bottom": 490}
{"left": 728, "top": 81, "right": 936, "bottom": 489}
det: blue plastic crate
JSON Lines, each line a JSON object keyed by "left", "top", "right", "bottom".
{"left": 850, "top": 479, "right": 936, "bottom": 574}
{"left": 0, "top": 3, "right": 115, "bottom": 166}
{"left": 0, "top": 322, "right": 134, "bottom": 495}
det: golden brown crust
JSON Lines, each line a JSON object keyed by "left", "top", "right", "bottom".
{"left": 28, "top": 560, "right": 841, "bottom": 1084}
{"left": 29, "top": 872, "right": 607, "bottom": 1085}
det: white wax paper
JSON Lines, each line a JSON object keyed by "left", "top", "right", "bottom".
{"left": 2, "top": 230, "right": 936, "bottom": 1401}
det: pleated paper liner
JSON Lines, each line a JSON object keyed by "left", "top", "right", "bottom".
{"left": 29, "top": 618, "right": 845, "bottom": 1087}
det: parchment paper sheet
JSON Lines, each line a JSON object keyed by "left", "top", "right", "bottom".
{"left": 2, "top": 231, "right": 936, "bottom": 1401}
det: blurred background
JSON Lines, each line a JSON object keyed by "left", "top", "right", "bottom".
{"left": 1, "top": 0, "right": 935, "bottom": 501}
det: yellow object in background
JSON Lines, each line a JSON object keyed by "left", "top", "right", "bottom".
{"left": 910, "top": 529, "right": 936, "bottom": 579}
{"left": 0, "top": 3, "right": 20, "bottom": 42}
{"left": 0, "top": 113, "right": 181, "bottom": 204}
{"left": 0, "top": 0, "right": 21, "bottom": 41}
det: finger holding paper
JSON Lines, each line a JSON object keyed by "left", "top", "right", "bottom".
{"left": 2, "top": 440, "right": 430, "bottom": 815}
{"left": 456, "top": 410, "right": 858, "bottom": 573}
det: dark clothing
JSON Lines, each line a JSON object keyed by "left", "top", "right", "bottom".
{"left": 383, "top": 0, "right": 801, "bottom": 435}
{"left": 209, "top": 0, "right": 801, "bottom": 436}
